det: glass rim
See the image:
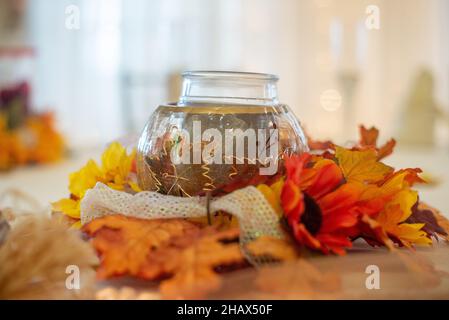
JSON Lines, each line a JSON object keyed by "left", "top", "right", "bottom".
{"left": 182, "top": 70, "right": 279, "bottom": 81}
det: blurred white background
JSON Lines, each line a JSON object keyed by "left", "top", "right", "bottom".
{"left": 1, "top": 0, "right": 448, "bottom": 147}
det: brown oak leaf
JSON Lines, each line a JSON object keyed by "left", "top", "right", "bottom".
{"left": 82, "top": 215, "right": 200, "bottom": 279}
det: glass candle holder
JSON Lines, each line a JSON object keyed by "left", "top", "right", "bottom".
{"left": 137, "top": 71, "right": 308, "bottom": 196}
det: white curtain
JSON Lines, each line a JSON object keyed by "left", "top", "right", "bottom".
{"left": 26, "top": 0, "right": 449, "bottom": 147}
{"left": 28, "top": 0, "right": 123, "bottom": 147}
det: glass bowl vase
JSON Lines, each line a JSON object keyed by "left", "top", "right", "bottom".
{"left": 137, "top": 71, "right": 308, "bottom": 196}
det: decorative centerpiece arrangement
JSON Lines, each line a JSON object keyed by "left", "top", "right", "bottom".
{"left": 0, "top": 81, "right": 64, "bottom": 170}
{"left": 2, "top": 71, "right": 448, "bottom": 299}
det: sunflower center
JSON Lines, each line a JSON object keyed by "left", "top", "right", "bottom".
{"left": 301, "top": 193, "right": 323, "bottom": 235}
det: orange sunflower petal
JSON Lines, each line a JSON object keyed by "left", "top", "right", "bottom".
{"left": 281, "top": 180, "right": 302, "bottom": 213}
{"left": 305, "top": 161, "right": 343, "bottom": 199}
{"left": 319, "top": 210, "right": 358, "bottom": 233}
{"left": 315, "top": 234, "right": 352, "bottom": 255}
{"left": 292, "top": 223, "right": 321, "bottom": 250}
{"left": 318, "top": 183, "right": 363, "bottom": 215}
{"left": 284, "top": 153, "right": 311, "bottom": 185}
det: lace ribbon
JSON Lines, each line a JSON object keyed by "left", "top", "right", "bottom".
{"left": 81, "top": 182, "right": 285, "bottom": 265}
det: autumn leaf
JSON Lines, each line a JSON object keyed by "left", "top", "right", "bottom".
{"left": 376, "top": 204, "right": 431, "bottom": 248}
{"left": 208, "top": 167, "right": 283, "bottom": 197}
{"left": 358, "top": 214, "right": 395, "bottom": 249}
{"left": 303, "top": 125, "right": 396, "bottom": 159}
{"left": 246, "top": 236, "right": 299, "bottom": 262}
{"left": 407, "top": 202, "right": 449, "bottom": 241}
{"left": 358, "top": 125, "right": 396, "bottom": 160}
{"left": 381, "top": 168, "right": 425, "bottom": 188}
{"left": 255, "top": 259, "right": 341, "bottom": 298}
{"left": 82, "top": 215, "right": 200, "bottom": 279}
{"left": 335, "top": 146, "right": 393, "bottom": 184}
{"left": 359, "top": 199, "right": 432, "bottom": 249}
{"left": 83, "top": 215, "right": 250, "bottom": 299}
{"left": 359, "top": 125, "right": 379, "bottom": 147}
{"left": 435, "top": 215, "right": 449, "bottom": 242}
{"left": 377, "top": 139, "right": 396, "bottom": 160}
{"left": 304, "top": 129, "right": 333, "bottom": 151}
{"left": 158, "top": 227, "right": 248, "bottom": 299}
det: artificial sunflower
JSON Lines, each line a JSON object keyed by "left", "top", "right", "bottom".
{"left": 259, "top": 148, "right": 433, "bottom": 254}
{"left": 53, "top": 142, "right": 140, "bottom": 224}
{"left": 266, "top": 154, "right": 363, "bottom": 255}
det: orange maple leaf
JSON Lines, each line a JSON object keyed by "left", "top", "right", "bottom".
{"left": 358, "top": 125, "right": 396, "bottom": 160}
{"left": 246, "top": 236, "right": 299, "bottom": 262}
{"left": 377, "top": 139, "right": 396, "bottom": 160}
{"left": 359, "top": 125, "right": 379, "bottom": 147}
{"left": 83, "top": 215, "right": 252, "bottom": 298}
{"left": 358, "top": 214, "right": 396, "bottom": 249}
{"left": 158, "top": 227, "right": 248, "bottom": 299}
{"left": 82, "top": 215, "right": 200, "bottom": 279}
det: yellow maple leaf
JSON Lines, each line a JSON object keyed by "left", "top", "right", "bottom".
{"left": 376, "top": 206, "right": 431, "bottom": 247}
{"left": 335, "top": 146, "right": 393, "bottom": 184}
{"left": 376, "top": 189, "right": 431, "bottom": 247}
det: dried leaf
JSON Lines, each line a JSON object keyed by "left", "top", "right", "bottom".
{"left": 209, "top": 168, "right": 283, "bottom": 197}
{"left": 84, "top": 216, "right": 250, "bottom": 298}
{"left": 377, "top": 139, "right": 396, "bottom": 160}
{"left": 246, "top": 236, "right": 299, "bottom": 261}
{"left": 83, "top": 215, "right": 200, "bottom": 279}
{"left": 255, "top": 259, "right": 341, "bottom": 298}
{"left": 359, "top": 125, "right": 379, "bottom": 147}
{"left": 358, "top": 214, "right": 395, "bottom": 250}
{"left": 158, "top": 227, "right": 248, "bottom": 299}
{"left": 358, "top": 125, "right": 396, "bottom": 160}
{"left": 434, "top": 213, "right": 449, "bottom": 242}
{"left": 386, "top": 168, "right": 425, "bottom": 186}
{"left": 0, "top": 211, "right": 10, "bottom": 246}
{"left": 335, "top": 146, "right": 393, "bottom": 184}
{"left": 407, "top": 202, "right": 449, "bottom": 241}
